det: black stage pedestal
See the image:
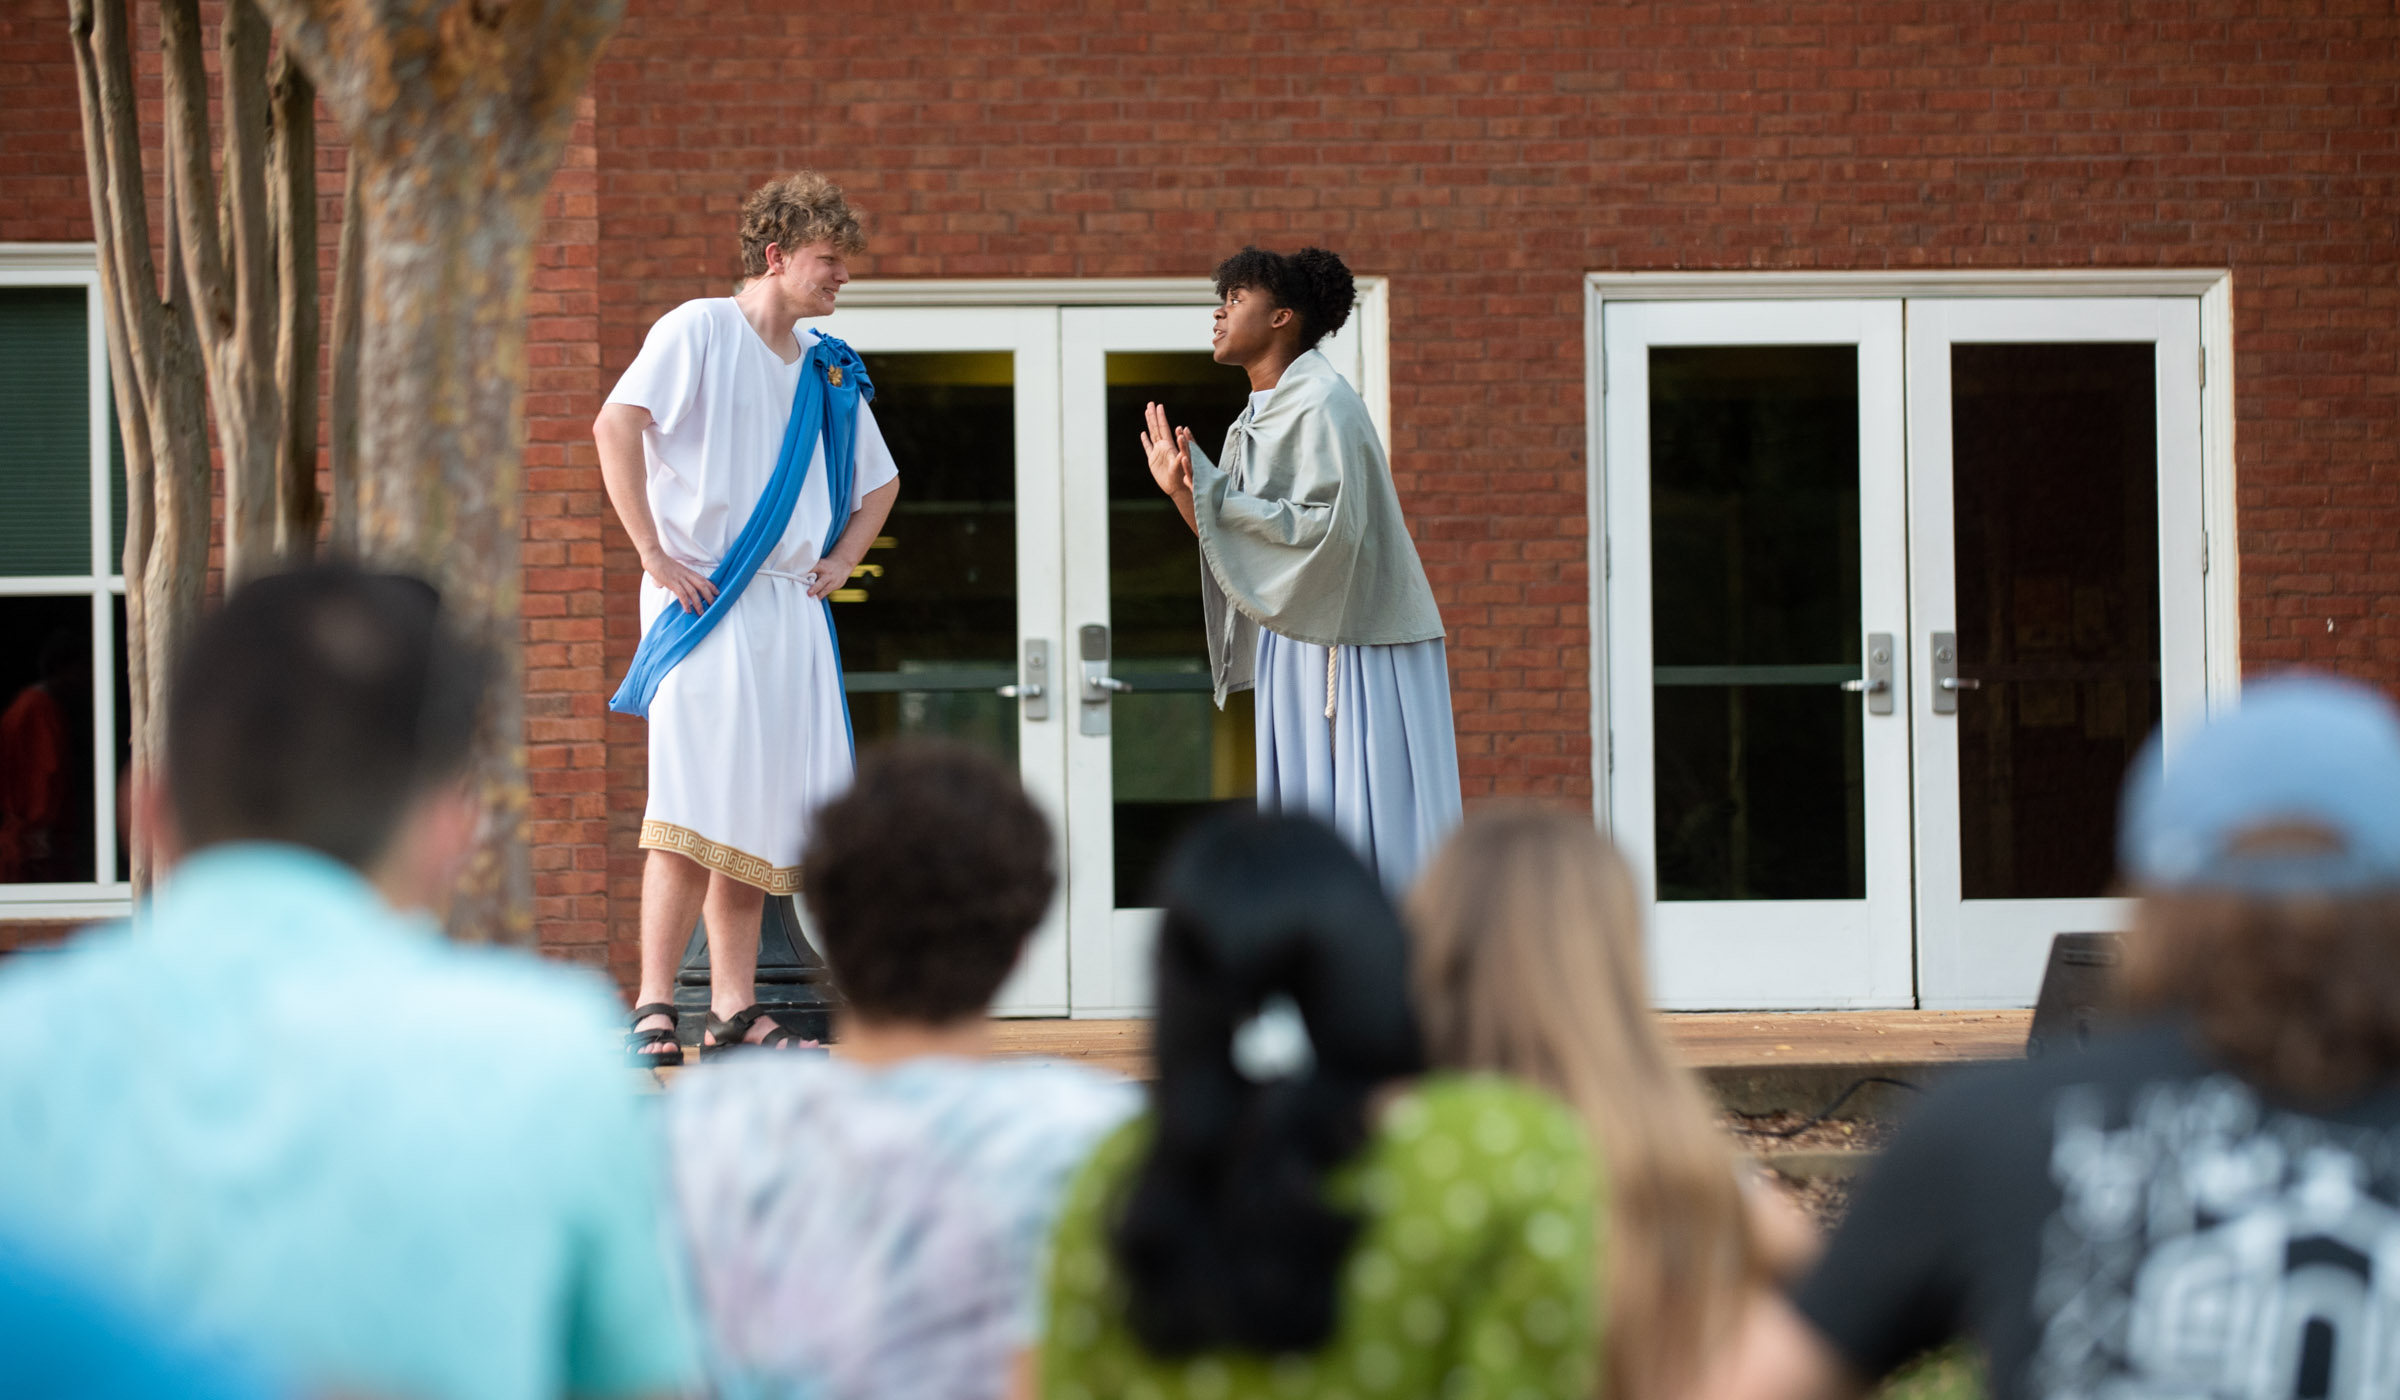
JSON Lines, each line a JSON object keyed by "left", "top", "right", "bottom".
{"left": 2025, "top": 931, "right": 2121, "bottom": 1058}
{"left": 671, "top": 896, "right": 841, "bottom": 1045}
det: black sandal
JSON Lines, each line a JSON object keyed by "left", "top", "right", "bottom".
{"left": 701, "top": 1004, "right": 801, "bottom": 1059}
{"left": 626, "top": 1002, "right": 683, "bottom": 1070}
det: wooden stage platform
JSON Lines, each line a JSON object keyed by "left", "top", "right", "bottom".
{"left": 989, "top": 1009, "right": 2032, "bottom": 1081}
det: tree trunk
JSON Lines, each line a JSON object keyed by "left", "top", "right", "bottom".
{"left": 269, "top": 49, "right": 321, "bottom": 562}
{"left": 258, "top": 0, "right": 625, "bottom": 943}
{"left": 328, "top": 145, "right": 362, "bottom": 556}
{"left": 160, "top": 0, "right": 289, "bottom": 590}
{"left": 68, "top": 0, "right": 213, "bottom": 895}
{"left": 349, "top": 150, "right": 542, "bottom": 942}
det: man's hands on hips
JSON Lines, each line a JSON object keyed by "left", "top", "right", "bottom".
{"left": 644, "top": 548, "right": 718, "bottom": 615}
{"left": 806, "top": 550, "right": 860, "bottom": 601}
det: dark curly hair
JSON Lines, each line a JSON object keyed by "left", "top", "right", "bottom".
{"left": 801, "top": 741, "right": 1056, "bottom": 1024}
{"left": 1211, "top": 245, "right": 1356, "bottom": 351}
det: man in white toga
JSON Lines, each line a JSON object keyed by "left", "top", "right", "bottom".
{"left": 595, "top": 172, "right": 899, "bottom": 1061}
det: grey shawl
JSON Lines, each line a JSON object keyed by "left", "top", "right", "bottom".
{"left": 1192, "top": 348, "right": 1445, "bottom": 705}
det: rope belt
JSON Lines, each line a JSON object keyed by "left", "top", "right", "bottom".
{"left": 1325, "top": 645, "right": 1338, "bottom": 723}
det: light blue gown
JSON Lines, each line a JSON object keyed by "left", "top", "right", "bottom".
{"left": 1254, "top": 628, "right": 1463, "bottom": 891}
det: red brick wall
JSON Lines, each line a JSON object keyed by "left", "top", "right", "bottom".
{"left": 10, "top": 2, "right": 2398, "bottom": 992}
{"left": 586, "top": 0, "right": 2398, "bottom": 980}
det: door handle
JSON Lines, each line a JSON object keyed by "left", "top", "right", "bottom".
{"left": 1929, "top": 631, "right": 1976, "bottom": 715}
{"left": 1842, "top": 633, "right": 1896, "bottom": 715}
{"left": 1078, "top": 624, "right": 1126, "bottom": 736}
{"left": 1000, "top": 639, "right": 1050, "bottom": 721}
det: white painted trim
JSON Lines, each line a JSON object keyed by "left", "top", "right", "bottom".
{"left": 808, "top": 305, "right": 1072, "bottom": 1016}
{"left": 0, "top": 244, "right": 99, "bottom": 277}
{"left": 840, "top": 278, "right": 1217, "bottom": 307}
{"left": 2198, "top": 276, "right": 2242, "bottom": 710}
{"left": 1589, "top": 268, "right": 2232, "bottom": 301}
{"left": 0, "top": 892, "right": 130, "bottom": 922}
{"left": 0, "top": 576, "right": 105, "bottom": 595}
{"left": 0, "top": 246, "right": 123, "bottom": 914}
{"left": 1583, "top": 282, "right": 1610, "bottom": 833}
{"left": 837, "top": 278, "right": 1395, "bottom": 450}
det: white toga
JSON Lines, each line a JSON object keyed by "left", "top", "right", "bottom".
{"left": 606, "top": 297, "right": 899, "bottom": 892}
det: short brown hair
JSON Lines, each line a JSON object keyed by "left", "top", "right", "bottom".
{"left": 2124, "top": 890, "right": 2400, "bottom": 1101}
{"left": 738, "top": 172, "right": 865, "bottom": 275}
{"left": 801, "top": 741, "right": 1054, "bottom": 1024}
{"left": 168, "top": 565, "right": 490, "bottom": 870}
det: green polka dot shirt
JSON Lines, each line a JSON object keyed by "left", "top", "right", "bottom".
{"left": 1039, "top": 1073, "right": 1601, "bottom": 1400}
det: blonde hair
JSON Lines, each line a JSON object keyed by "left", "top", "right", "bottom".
{"left": 1408, "top": 808, "right": 1764, "bottom": 1400}
{"left": 738, "top": 171, "right": 866, "bottom": 274}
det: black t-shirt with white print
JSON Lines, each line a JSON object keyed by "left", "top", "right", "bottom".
{"left": 1792, "top": 1019, "right": 2400, "bottom": 1400}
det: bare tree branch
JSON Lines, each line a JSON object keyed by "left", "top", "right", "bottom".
{"left": 162, "top": 0, "right": 286, "bottom": 587}
{"left": 328, "top": 142, "right": 361, "bottom": 557}
{"left": 269, "top": 46, "right": 321, "bottom": 561}
{"left": 159, "top": 0, "right": 230, "bottom": 355}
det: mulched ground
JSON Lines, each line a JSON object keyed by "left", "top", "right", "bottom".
{"left": 1723, "top": 1108, "right": 1896, "bottom": 1157}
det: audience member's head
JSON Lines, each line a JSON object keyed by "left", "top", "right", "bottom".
{"left": 164, "top": 564, "right": 490, "bottom": 893}
{"left": 801, "top": 740, "right": 1056, "bottom": 1027}
{"left": 2117, "top": 673, "right": 2400, "bottom": 1100}
{"left": 1411, "top": 806, "right": 1772, "bottom": 1400}
{"left": 1113, "top": 814, "right": 1422, "bottom": 1358}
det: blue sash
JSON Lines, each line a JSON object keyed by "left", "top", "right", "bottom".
{"left": 609, "top": 332, "right": 874, "bottom": 719}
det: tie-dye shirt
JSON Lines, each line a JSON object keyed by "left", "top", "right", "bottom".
{"left": 667, "top": 1053, "right": 1139, "bottom": 1400}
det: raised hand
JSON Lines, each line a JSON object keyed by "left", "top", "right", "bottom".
{"left": 1140, "top": 401, "right": 1194, "bottom": 499}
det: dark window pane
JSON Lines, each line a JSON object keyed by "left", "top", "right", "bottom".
{"left": 112, "top": 594, "right": 130, "bottom": 881}
{"left": 1653, "top": 685, "right": 1866, "bottom": 901}
{"left": 1648, "top": 346, "right": 1864, "bottom": 900}
{"left": 1951, "top": 344, "right": 2160, "bottom": 900}
{"left": 109, "top": 401, "right": 125, "bottom": 569}
{"left": 0, "top": 597, "right": 95, "bottom": 883}
{"left": 1106, "top": 352, "right": 1254, "bottom": 907}
{"left": 0, "top": 288, "right": 93, "bottom": 576}
{"left": 839, "top": 353, "right": 1019, "bottom": 767}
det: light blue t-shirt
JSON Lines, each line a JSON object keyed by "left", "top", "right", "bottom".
{"left": 0, "top": 844, "right": 699, "bottom": 1400}
{"left": 0, "top": 1234, "right": 283, "bottom": 1400}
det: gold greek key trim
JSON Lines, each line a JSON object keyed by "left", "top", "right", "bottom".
{"left": 639, "top": 820, "right": 802, "bottom": 895}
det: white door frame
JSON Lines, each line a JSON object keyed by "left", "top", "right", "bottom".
{"left": 1905, "top": 297, "right": 2207, "bottom": 1007}
{"left": 1586, "top": 269, "right": 2238, "bottom": 1009}
{"left": 812, "top": 304, "right": 1068, "bottom": 1014}
{"left": 829, "top": 280, "right": 1388, "bottom": 1017}
{"left": 1055, "top": 299, "right": 1392, "bottom": 1017}
{"left": 1602, "top": 299, "right": 1916, "bottom": 1009}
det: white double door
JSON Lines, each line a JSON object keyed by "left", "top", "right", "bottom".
{"left": 1603, "top": 297, "right": 2208, "bottom": 1008}
{"left": 818, "top": 300, "right": 1381, "bottom": 1016}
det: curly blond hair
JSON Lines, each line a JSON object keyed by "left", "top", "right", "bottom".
{"left": 738, "top": 172, "right": 866, "bottom": 275}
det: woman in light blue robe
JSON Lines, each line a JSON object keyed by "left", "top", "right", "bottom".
{"left": 1141, "top": 246, "right": 1462, "bottom": 888}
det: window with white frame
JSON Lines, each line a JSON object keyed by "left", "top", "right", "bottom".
{"left": 0, "top": 246, "right": 128, "bottom": 914}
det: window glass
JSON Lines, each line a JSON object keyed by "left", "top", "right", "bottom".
{"left": 0, "top": 288, "right": 93, "bottom": 576}
{"left": 0, "top": 597, "right": 95, "bottom": 883}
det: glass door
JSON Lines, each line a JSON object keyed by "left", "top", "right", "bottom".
{"left": 1058, "top": 306, "right": 1256, "bottom": 1016}
{"left": 814, "top": 305, "right": 1066, "bottom": 1014}
{"left": 1906, "top": 299, "right": 2207, "bottom": 1007}
{"left": 1602, "top": 300, "right": 1916, "bottom": 1009}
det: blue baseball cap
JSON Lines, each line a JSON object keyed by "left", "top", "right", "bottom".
{"left": 2120, "top": 674, "right": 2400, "bottom": 894}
